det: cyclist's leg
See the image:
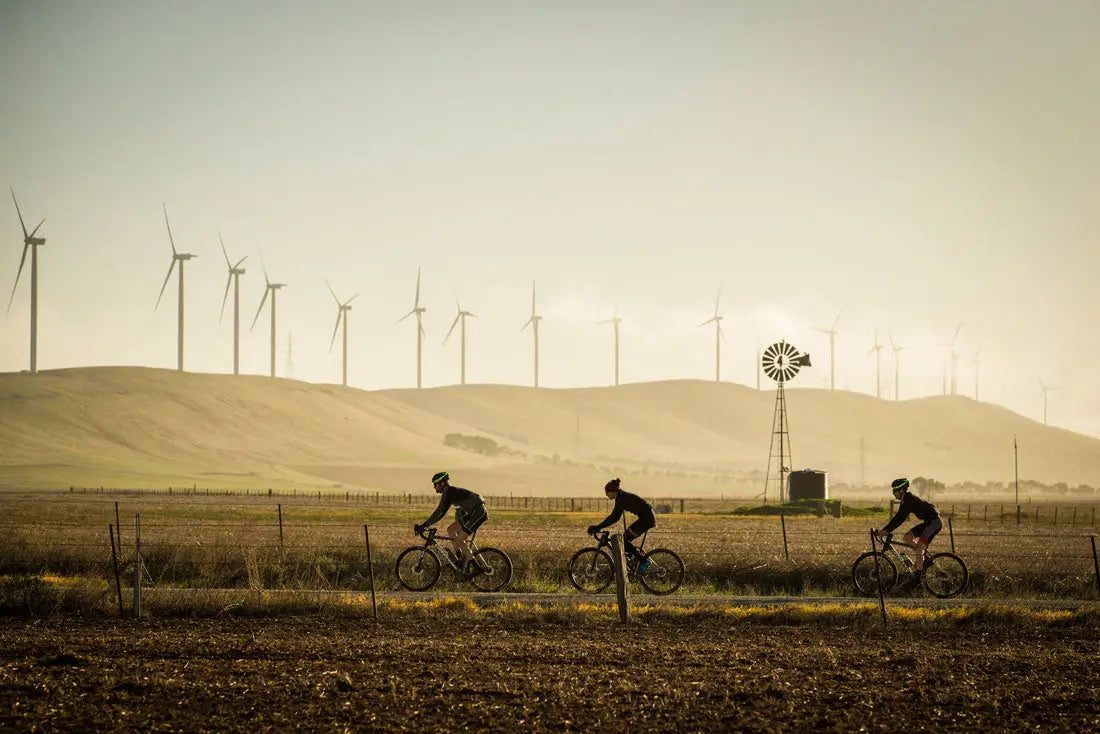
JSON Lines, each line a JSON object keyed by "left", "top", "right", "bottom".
{"left": 913, "top": 518, "right": 942, "bottom": 570}
{"left": 624, "top": 518, "right": 654, "bottom": 562}
{"left": 447, "top": 520, "right": 470, "bottom": 562}
{"left": 900, "top": 524, "right": 925, "bottom": 575}
{"left": 453, "top": 504, "right": 488, "bottom": 563}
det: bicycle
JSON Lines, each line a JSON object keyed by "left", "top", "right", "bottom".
{"left": 567, "top": 530, "right": 685, "bottom": 595}
{"left": 395, "top": 527, "right": 512, "bottom": 592}
{"left": 851, "top": 531, "right": 968, "bottom": 599}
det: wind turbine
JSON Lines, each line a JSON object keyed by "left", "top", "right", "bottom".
{"left": 815, "top": 310, "right": 841, "bottom": 390}
{"left": 249, "top": 255, "right": 286, "bottom": 378}
{"left": 521, "top": 280, "right": 541, "bottom": 387}
{"left": 6, "top": 188, "right": 46, "bottom": 374}
{"left": 599, "top": 305, "right": 623, "bottom": 387}
{"left": 155, "top": 204, "right": 198, "bottom": 372}
{"left": 326, "top": 279, "right": 358, "bottom": 387}
{"left": 698, "top": 288, "right": 724, "bottom": 382}
{"left": 396, "top": 267, "right": 426, "bottom": 388}
{"left": 868, "top": 327, "right": 884, "bottom": 399}
{"left": 1039, "top": 380, "right": 1056, "bottom": 426}
{"left": 219, "top": 235, "right": 247, "bottom": 375}
{"left": 889, "top": 331, "right": 905, "bottom": 401}
{"left": 444, "top": 295, "right": 476, "bottom": 386}
{"left": 948, "top": 323, "right": 963, "bottom": 396}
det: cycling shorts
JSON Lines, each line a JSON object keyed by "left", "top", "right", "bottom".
{"left": 909, "top": 517, "right": 942, "bottom": 545}
{"left": 456, "top": 503, "right": 488, "bottom": 535}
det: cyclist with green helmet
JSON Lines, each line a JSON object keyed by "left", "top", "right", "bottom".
{"left": 414, "top": 471, "right": 488, "bottom": 567}
{"left": 875, "top": 477, "right": 941, "bottom": 581}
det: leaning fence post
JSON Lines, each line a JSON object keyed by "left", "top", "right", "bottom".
{"left": 364, "top": 525, "right": 378, "bottom": 621}
{"left": 115, "top": 501, "right": 122, "bottom": 547}
{"left": 109, "top": 524, "right": 124, "bottom": 618}
{"left": 609, "top": 533, "right": 630, "bottom": 624}
{"left": 1090, "top": 535, "right": 1099, "bottom": 597}
{"left": 870, "top": 529, "right": 887, "bottom": 627}
{"left": 947, "top": 517, "right": 955, "bottom": 554}
{"left": 780, "top": 513, "right": 790, "bottom": 561}
{"left": 277, "top": 504, "right": 284, "bottom": 547}
{"left": 133, "top": 514, "right": 142, "bottom": 620}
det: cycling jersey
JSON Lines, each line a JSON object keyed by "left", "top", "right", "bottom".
{"left": 423, "top": 485, "right": 484, "bottom": 528}
{"left": 883, "top": 491, "right": 938, "bottom": 533}
{"left": 594, "top": 490, "right": 655, "bottom": 531}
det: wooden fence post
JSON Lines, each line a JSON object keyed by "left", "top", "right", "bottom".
{"left": 364, "top": 525, "right": 378, "bottom": 621}
{"left": 277, "top": 504, "right": 284, "bottom": 547}
{"left": 109, "top": 524, "right": 124, "bottom": 618}
{"left": 1091, "top": 535, "right": 1099, "bottom": 597}
{"left": 780, "top": 513, "right": 789, "bottom": 561}
{"left": 680, "top": 499, "right": 685, "bottom": 514}
{"left": 1053, "top": 507, "right": 1058, "bottom": 525}
{"left": 947, "top": 517, "right": 955, "bottom": 554}
{"left": 115, "top": 501, "right": 122, "bottom": 547}
{"left": 610, "top": 533, "right": 630, "bottom": 624}
{"left": 133, "top": 514, "right": 142, "bottom": 620}
{"left": 870, "top": 530, "right": 887, "bottom": 627}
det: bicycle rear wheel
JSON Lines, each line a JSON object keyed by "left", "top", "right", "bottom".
{"left": 851, "top": 551, "right": 898, "bottom": 596}
{"left": 922, "top": 552, "right": 968, "bottom": 599}
{"left": 567, "top": 547, "right": 615, "bottom": 593}
{"left": 638, "top": 548, "right": 685, "bottom": 595}
{"left": 467, "top": 548, "right": 512, "bottom": 592}
{"left": 395, "top": 546, "right": 441, "bottom": 591}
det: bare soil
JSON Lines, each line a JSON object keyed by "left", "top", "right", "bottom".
{"left": 1, "top": 616, "right": 1096, "bottom": 732}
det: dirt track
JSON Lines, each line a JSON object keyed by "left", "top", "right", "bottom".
{"left": 1, "top": 616, "right": 1096, "bottom": 732}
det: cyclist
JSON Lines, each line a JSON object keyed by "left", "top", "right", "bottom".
{"left": 413, "top": 471, "right": 488, "bottom": 570}
{"left": 587, "top": 478, "right": 655, "bottom": 572}
{"left": 875, "top": 477, "right": 942, "bottom": 583}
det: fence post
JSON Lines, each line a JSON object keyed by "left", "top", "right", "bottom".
{"left": 680, "top": 499, "right": 685, "bottom": 514}
{"left": 109, "top": 524, "right": 124, "bottom": 618}
{"left": 947, "top": 517, "right": 955, "bottom": 554}
{"left": 1072, "top": 507, "right": 1077, "bottom": 526}
{"left": 1016, "top": 504, "right": 1020, "bottom": 526}
{"left": 364, "top": 525, "right": 378, "bottom": 621}
{"left": 609, "top": 533, "right": 630, "bottom": 624}
{"left": 983, "top": 505, "right": 987, "bottom": 522}
{"left": 133, "top": 514, "right": 142, "bottom": 620}
{"left": 780, "top": 513, "right": 789, "bottom": 561}
{"left": 277, "top": 504, "right": 284, "bottom": 547}
{"left": 115, "top": 501, "right": 122, "bottom": 547}
{"left": 966, "top": 505, "right": 970, "bottom": 522}
{"left": 1053, "top": 507, "right": 1058, "bottom": 525}
{"left": 870, "top": 529, "right": 887, "bottom": 627}
{"left": 1091, "top": 535, "right": 1100, "bottom": 597}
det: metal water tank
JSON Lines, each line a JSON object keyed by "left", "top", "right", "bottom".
{"left": 788, "top": 470, "right": 828, "bottom": 500}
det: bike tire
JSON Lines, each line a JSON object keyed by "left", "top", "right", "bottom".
{"left": 921, "top": 552, "right": 968, "bottom": 599}
{"left": 567, "top": 547, "right": 615, "bottom": 593}
{"left": 467, "top": 547, "right": 512, "bottom": 592}
{"left": 638, "top": 548, "right": 685, "bottom": 595}
{"left": 395, "top": 546, "right": 441, "bottom": 592}
{"left": 851, "top": 551, "right": 898, "bottom": 597}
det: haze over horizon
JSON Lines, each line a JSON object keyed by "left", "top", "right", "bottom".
{"left": 3, "top": 2, "right": 1098, "bottom": 436}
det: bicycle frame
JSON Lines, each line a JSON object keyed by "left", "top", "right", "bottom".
{"left": 417, "top": 528, "right": 481, "bottom": 572}
{"left": 877, "top": 534, "right": 922, "bottom": 573}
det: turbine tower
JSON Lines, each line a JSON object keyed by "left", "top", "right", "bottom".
{"left": 444, "top": 296, "right": 476, "bottom": 386}
{"left": 397, "top": 267, "right": 426, "bottom": 388}
{"left": 6, "top": 188, "right": 46, "bottom": 374}
{"left": 155, "top": 204, "right": 198, "bottom": 372}
{"left": 326, "top": 279, "right": 359, "bottom": 387}
{"left": 948, "top": 323, "right": 963, "bottom": 396}
{"left": 521, "top": 280, "right": 541, "bottom": 387}
{"left": 889, "top": 331, "right": 905, "bottom": 401}
{"left": 1039, "top": 380, "right": 1056, "bottom": 426}
{"left": 599, "top": 305, "right": 623, "bottom": 387}
{"left": 698, "top": 288, "right": 724, "bottom": 382}
{"left": 868, "top": 327, "right": 884, "bottom": 399}
{"left": 219, "top": 235, "right": 247, "bottom": 375}
{"left": 815, "top": 310, "right": 841, "bottom": 391}
{"left": 250, "top": 255, "right": 286, "bottom": 378}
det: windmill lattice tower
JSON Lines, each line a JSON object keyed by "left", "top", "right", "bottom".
{"left": 762, "top": 341, "right": 811, "bottom": 504}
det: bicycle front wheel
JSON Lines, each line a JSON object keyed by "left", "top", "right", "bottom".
{"left": 639, "top": 548, "right": 685, "bottom": 595}
{"left": 851, "top": 551, "right": 898, "bottom": 596}
{"left": 922, "top": 552, "right": 968, "bottom": 599}
{"left": 567, "top": 547, "right": 615, "bottom": 593}
{"left": 467, "top": 548, "right": 512, "bottom": 592}
{"left": 395, "top": 546, "right": 441, "bottom": 591}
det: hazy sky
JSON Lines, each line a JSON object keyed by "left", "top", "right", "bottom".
{"left": 2, "top": 2, "right": 1099, "bottom": 435}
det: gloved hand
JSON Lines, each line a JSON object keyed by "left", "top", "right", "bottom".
{"left": 414, "top": 524, "right": 425, "bottom": 535}
{"left": 586, "top": 525, "right": 598, "bottom": 535}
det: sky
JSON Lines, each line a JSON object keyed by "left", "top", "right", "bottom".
{"left": 2, "top": 1, "right": 1099, "bottom": 435}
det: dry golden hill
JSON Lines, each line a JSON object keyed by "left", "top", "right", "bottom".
{"left": 1, "top": 366, "right": 1098, "bottom": 495}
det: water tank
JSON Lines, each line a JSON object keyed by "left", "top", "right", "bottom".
{"left": 788, "top": 469, "right": 828, "bottom": 500}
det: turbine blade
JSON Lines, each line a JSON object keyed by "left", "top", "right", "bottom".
{"left": 418, "top": 316, "right": 425, "bottom": 339}
{"left": 6, "top": 244, "right": 30, "bottom": 314}
{"left": 162, "top": 203, "right": 177, "bottom": 255}
{"left": 443, "top": 312, "right": 460, "bottom": 344}
{"left": 250, "top": 287, "right": 270, "bottom": 331}
{"left": 714, "top": 287, "right": 721, "bottom": 316}
{"left": 326, "top": 278, "right": 340, "bottom": 306}
{"left": 259, "top": 252, "right": 270, "bottom": 285}
{"left": 831, "top": 309, "right": 842, "bottom": 330}
{"left": 28, "top": 219, "right": 45, "bottom": 238}
{"left": 155, "top": 258, "right": 177, "bottom": 310}
{"left": 9, "top": 188, "right": 28, "bottom": 239}
{"left": 234, "top": 255, "right": 248, "bottom": 269}
{"left": 329, "top": 309, "right": 342, "bottom": 352}
{"left": 346, "top": 293, "right": 360, "bottom": 305}
{"left": 467, "top": 312, "right": 477, "bottom": 318}
{"left": 699, "top": 316, "right": 716, "bottom": 327}
{"left": 414, "top": 267, "right": 421, "bottom": 308}
{"left": 531, "top": 280, "right": 537, "bottom": 315}
{"left": 397, "top": 308, "right": 416, "bottom": 324}
{"left": 521, "top": 317, "right": 532, "bottom": 331}
{"left": 220, "top": 234, "right": 231, "bottom": 268}
{"left": 219, "top": 272, "right": 232, "bottom": 323}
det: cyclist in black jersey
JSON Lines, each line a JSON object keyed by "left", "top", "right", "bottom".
{"left": 875, "top": 477, "right": 941, "bottom": 580}
{"left": 414, "top": 471, "right": 488, "bottom": 566}
{"left": 587, "top": 478, "right": 656, "bottom": 572}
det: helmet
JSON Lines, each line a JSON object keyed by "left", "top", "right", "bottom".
{"left": 890, "top": 477, "right": 910, "bottom": 499}
{"left": 604, "top": 478, "right": 621, "bottom": 493}
{"left": 431, "top": 471, "right": 449, "bottom": 485}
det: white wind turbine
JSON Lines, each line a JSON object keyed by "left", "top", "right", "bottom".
{"left": 599, "top": 304, "right": 623, "bottom": 387}
{"left": 397, "top": 267, "right": 426, "bottom": 388}
{"left": 868, "top": 327, "right": 884, "bottom": 399}
{"left": 326, "top": 279, "right": 359, "bottom": 387}
{"left": 521, "top": 280, "right": 541, "bottom": 387}
{"left": 155, "top": 204, "right": 198, "bottom": 372}
{"left": 698, "top": 288, "right": 725, "bottom": 382}
{"left": 1039, "top": 380, "right": 1056, "bottom": 426}
{"left": 889, "top": 331, "right": 905, "bottom": 401}
{"left": 6, "top": 188, "right": 47, "bottom": 374}
{"left": 249, "top": 255, "right": 286, "bottom": 378}
{"left": 948, "top": 322, "right": 963, "bottom": 396}
{"left": 815, "top": 310, "right": 841, "bottom": 390}
{"left": 444, "top": 295, "right": 476, "bottom": 386}
{"left": 219, "top": 235, "right": 247, "bottom": 375}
